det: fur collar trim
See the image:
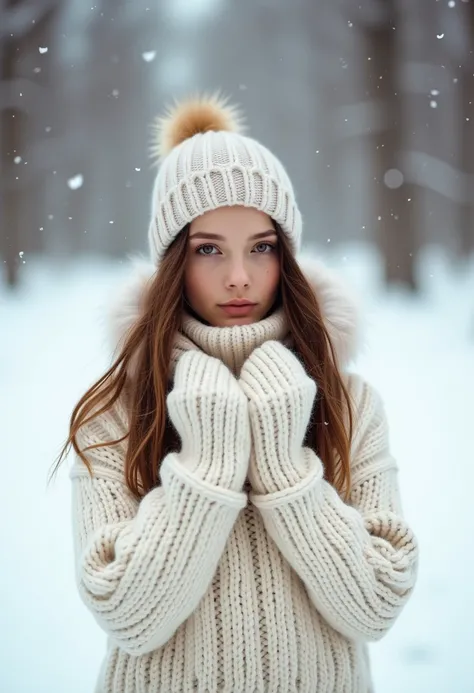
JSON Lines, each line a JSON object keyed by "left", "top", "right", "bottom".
{"left": 107, "top": 250, "right": 364, "bottom": 372}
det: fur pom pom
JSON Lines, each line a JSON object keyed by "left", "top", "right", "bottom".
{"left": 150, "top": 92, "right": 245, "bottom": 162}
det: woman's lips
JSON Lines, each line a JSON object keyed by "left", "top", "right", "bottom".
{"left": 219, "top": 304, "right": 256, "bottom": 317}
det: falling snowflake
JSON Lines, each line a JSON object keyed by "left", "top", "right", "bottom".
{"left": 384, "top": 169, "right": 404, "bottom": 189}
{"left": 430, "top": 100, "right": 438, "bottom": 108}
{"left": 14, "top": 156, "right": 22, "bottom": 164}
{"left": 437, "top": 33, "right": 444, "bottom": 39}
{"left": 39, "top": 46, "right": 48, "bottom": 54}
{"left": 142, "top": 51, "right": 156, "bottom": 62}
{"left": 67, "top": 174, "right": 84, "bottom": 190}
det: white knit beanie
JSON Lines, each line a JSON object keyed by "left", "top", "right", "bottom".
{"left": 147, "top": 93, "right": 302, "bottom": 264}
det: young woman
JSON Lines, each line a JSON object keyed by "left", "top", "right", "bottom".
{"left": 53, "top": 95, "right": 419, "bottom": 692}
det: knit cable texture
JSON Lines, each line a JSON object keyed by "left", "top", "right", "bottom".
{"left": 70, "top": 317, "right": 419, "bottom": 692}
{"left": 242, "top": 341, "right": 419, "bottom": 643}
{"left": 148, "top": 130, "right": 302, "bottom": 265}
{"left": 70, "top": 351, "right": 249, "bottom": 658}
{"left": 239, "top": 340, "right": 317, "bottom": 493}
{"left": 167, "top": 350, "right": 251, "bottom": 489}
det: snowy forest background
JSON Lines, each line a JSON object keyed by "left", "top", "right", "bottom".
{"left": 1, "top": 0, "right": 473, "bottom": 691}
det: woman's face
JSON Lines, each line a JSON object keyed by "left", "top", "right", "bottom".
{"left": 184, "top": 206, "right": 281, "bottom": 327}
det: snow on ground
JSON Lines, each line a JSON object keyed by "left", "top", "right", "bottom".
{"left": 1, "top": 244, "right": 473, "bottom": 693}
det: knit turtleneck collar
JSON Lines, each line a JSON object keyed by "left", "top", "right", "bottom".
{"left": 178, "top": 306, "right": 290, "bottom": 374}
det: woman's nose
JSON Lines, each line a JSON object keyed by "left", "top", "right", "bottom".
{"left": 226, "top": 263, "right": 251, "bottom": 289}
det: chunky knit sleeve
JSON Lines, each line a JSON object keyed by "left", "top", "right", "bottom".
{"left": 70, "top": 389, "right": 247, "bottom": 657}
{"left": 249, "top": 373, "right": 419, "bottom": 643}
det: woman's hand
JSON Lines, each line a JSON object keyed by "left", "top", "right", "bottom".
{"left": 239, "top": 341, "right": 317, "bottom": 494}
{"left": 167, "top": 350, "right": 251, "bottom": 491}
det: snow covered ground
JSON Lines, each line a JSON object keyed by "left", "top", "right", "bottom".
{"left": 1, "top": 244, "right": 473, "bottom": 693}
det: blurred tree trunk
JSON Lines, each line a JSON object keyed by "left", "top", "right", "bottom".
{"left": 0, "top": 0, "right": 58, "bottom": 287}
{"left": 459, "top": 0, "right": 474, "bottom": 257}
{"left": 363, "top": 1, "right": 418, "bottom": 289}
{"left": 0, "top": 0, "right": 21, "bottom": 286}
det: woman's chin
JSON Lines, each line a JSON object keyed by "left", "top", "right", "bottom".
{"left": 216, "top": 314, "right": 257, "bottom": 327}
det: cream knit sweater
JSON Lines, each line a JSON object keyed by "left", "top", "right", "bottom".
{"left": 70, "top": 257, "right": 419, "bottom": 693}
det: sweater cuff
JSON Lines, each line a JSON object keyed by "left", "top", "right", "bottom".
{"left": 161, "top": 453, "right": 248, "bottom": 509}
{"left": 249, "top": 454, "right": 324, "bottom": 509}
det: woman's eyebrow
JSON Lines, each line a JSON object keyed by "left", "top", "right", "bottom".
{"left": 251, "top": 230, "right": 278, "bottom": 239}
{"left": 189, "top": 230, "right": 277, "bottom": 241}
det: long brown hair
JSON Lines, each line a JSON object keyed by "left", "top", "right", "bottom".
{"left": 49, "top": 222, "right": 354, "bottom": 501}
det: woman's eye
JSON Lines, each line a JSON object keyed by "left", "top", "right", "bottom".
{"left": 196, "top": 244, "right": 218, "bottom": 255}
{"left": 254, "top": 242, "right": 276, "bottom": 253}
